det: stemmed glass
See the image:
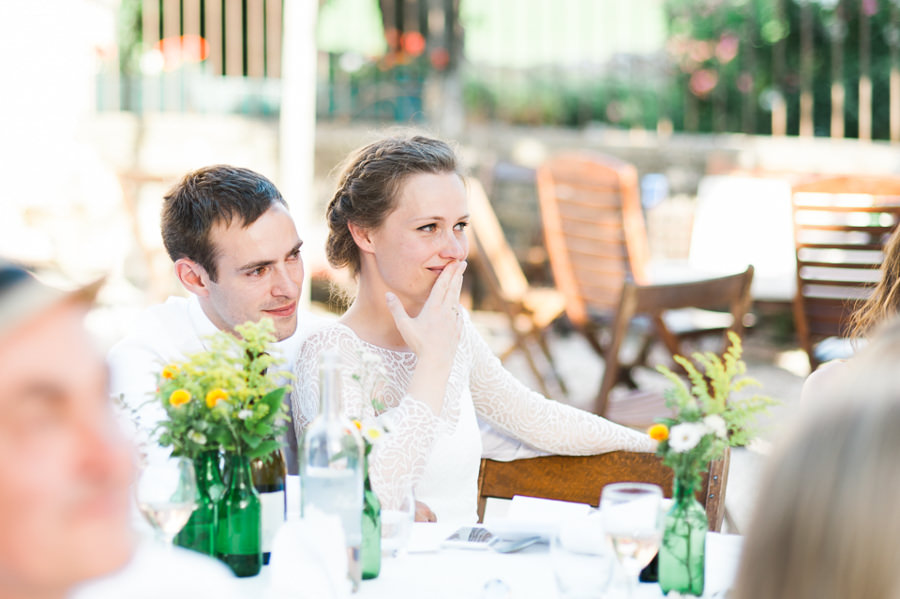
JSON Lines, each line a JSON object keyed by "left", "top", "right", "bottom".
{"left": 135, "top": 456, "right": 198, "bottom": 548}
{"left": 599, "top": 482, "right": 663, "bottom": 597}
{"left": 382, "top": 487, "right": 416, "bottom": 557}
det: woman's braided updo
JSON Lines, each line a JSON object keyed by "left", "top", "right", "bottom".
{"left": 326, "top": 135, "right": 460, "bottom": 275}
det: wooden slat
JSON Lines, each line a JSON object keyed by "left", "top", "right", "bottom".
{"left": 796, "top": 242, "right": 884, "bottom": 251}
{"left": 206, "top": 0, "right": 223, "bottom": 75}
{"left": 798, "top": 224, "right": 896, "bottom": 234}
{"left": 142, "top": 0, "right": 160, "bottom": 111}
{"left": 564, "top": 241, "right": 627, "bottom": 261}
{"left": 265, "top": 0, "right": 282, "bottom": 78}
{"left": 162, "top": 0, "right": 180, "bottom": 109}
{"left": 830, "top": 0, "right": 845, "bottom": 138}
{"left": 247, "top": 0, "right": 265, "bottom": 78}
{"left": 162, "top": 0, "right": 180, "bottom": 41}
{"left": 798, "top": 260, "right": 883, "bottom": 269}
{"left": 794, "top": 205, "right": 900, "bottom": 213}
{"left": 184, "top": 0, "right": 201, "bottom": 41}
{"left": 225, "top": 0, "right": 243, "bottom": 76}
{"left": 859, "top": 2, "right": 872, "bottom": 141}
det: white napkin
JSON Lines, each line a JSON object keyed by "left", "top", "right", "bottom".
{"left": 267, "top": 513, "right": 350, "bottom": 599}
{"left": 69, "top": 541, "right": 240, "bottom": 599}
{"left": 486, "top": 495, "right": 592, "bottom": 541}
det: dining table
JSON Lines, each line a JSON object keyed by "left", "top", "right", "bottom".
{"left": 235, "top": 521, "right": 743, "bottom": 599}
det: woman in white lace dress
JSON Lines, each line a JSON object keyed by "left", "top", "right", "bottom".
{"left": 293, "top": 135, "right": 655, "bottom": 524}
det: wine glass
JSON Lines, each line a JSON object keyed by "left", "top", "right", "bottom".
{"left": 599, "top": 482, "right": 663, "bottom": 597}
{"left": 135, "top": 456, "right": 198, "bottom": 548}
{"left": 381, "top": 487, "right": 415, "bottom": 557}
{"left": 551, "top": 512, "right": 617, "bottom": 599}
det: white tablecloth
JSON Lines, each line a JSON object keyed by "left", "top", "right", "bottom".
{"left": 236, "top": 523, "right": 743, "bottom": 599}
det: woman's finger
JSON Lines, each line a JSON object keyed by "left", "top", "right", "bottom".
{"left": 385, "top": 291, "right": 412, "bottom": 332}
{"left": 444, "top": 260, "right": 467, "bottom": 306}
{"left": 428, "top": 260, "right": 460, "bottom": 307}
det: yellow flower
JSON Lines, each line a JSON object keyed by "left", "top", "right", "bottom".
{"left": 169, "top": 389, "right": 191, "bottom": 407}
{"left": 648, "top": 423, "right": 669, "bottom": 442}
{"left": 352, "top": 419, "right": 362, "bottom": 430}
{"left": 161, "top": 364, "right": 179, "bottom": 380}
{"left": 205, "top": 388, "right": 229, "bottom": 408}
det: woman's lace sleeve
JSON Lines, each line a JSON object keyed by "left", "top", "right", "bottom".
{"left": 465, "top": 320, "right": 655, "bottom": 454}
{"left": 292, "top": 326, "right": 441, "bottom": 509}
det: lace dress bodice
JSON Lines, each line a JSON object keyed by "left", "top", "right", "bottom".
{"left": 292, "top": 310, "right": 654, "bottom": 524}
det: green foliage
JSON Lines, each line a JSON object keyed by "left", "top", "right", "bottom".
{"left": 653, "top": 332, "right": 778, "bottom": 487}
{"left": 154, "top": 319, "right": 291, "bottom": 459}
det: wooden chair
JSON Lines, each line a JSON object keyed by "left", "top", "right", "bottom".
{"left": 467, "top": 176, "right": 569, "bottom": 397}
{"left": 476, "top": 449, "right": 730, "bottom": 532}
{"left": 792, "top": 176, "right": 900, "bottom": 371}
{"left": 536, "top": 152, "right": 753, "bottom": 419}
{"left": 599, "top": 266, "right": 754, "bottom": 423}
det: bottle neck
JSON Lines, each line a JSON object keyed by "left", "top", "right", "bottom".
{"left": 673, "top": 476, "right": 697, "bottom": 504}
{"left": 319, "top": 353, "right": 342, "bottom": 420}
{"left": 228, "top": 453, "right": 253, "bottom": 490}
{"left": 198, "top": 450, "right": 222, "bottom": 493}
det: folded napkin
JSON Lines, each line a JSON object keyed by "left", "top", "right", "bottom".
{"left": 485, "top": 495, "right": 593, "bottom": 541}
{"left": 267, "top": 513, "right": 350, "bottom": 599}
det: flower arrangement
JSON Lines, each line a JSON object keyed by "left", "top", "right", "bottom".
{"left": 649, "top": 331, "right": 776, "bottom": 487}
{"left": 155, "top": 319, "right": 290, "bottom": 460}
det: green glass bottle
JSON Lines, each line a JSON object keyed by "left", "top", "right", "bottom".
{"left": 216, "top": 453, "right": 262, "bottom": 577}
{"left": 360, "top": 455, "right": 381, "bottom": 579}
{"left": 251, "top": 448, "right": 287, "bottom": 565}
{"left": 175, "top": 450, "right": 224, "bottom": 556}
{"left": 659, "top": 477, "right": 707, "bottom": 596}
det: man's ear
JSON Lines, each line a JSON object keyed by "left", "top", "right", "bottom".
{"left": 347, "top": 222, "right": 375, "bottom": 255}
{"left": 174, "top": 258, "right": 211, "bottom": 297}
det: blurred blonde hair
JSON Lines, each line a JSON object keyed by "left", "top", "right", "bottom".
{"left": 733, "top": 317, "right": 900, "bottom": 599}
{"left": 849, "top": 230, "right": 900, "bottom": 340}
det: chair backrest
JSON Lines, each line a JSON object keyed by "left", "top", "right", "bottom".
{"left": 536, "top": 153, "right": 651, "bottom": 326}
{"left": 596, "top": 266, "right": 755, "bottom": 417}
{"left": 467, "top": 176, "right": 530, "bottom": 303}
{"left": 476, "top": 449, "right": 730, "bottom": 532}
{"left": 791, "top": 176, "right": 900, "bottom": 369}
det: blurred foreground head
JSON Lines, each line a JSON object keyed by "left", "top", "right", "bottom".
{"left": 0, "top": 262, "right": 133, "bottom": 599}
{"left": 733, "top": 317, "right": 900, "bottom": 599}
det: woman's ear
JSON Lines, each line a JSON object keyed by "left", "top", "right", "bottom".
{"left": 174, "top": 258, "right": 211, "bottom": 297}
{"left": 347, "top": 222, "right": 376, "bottom": 255}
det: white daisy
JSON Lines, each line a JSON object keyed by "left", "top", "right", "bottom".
{"left": 703, "top": 414, "right": 728, "bottom": 439}
{"left": 237, "top": 409, "right": 254, "bottom": 420}
{"left": 668, "top": 423, "right": 706, "bottom": 453}
{"left": 187, "top": 430, "right": 207, "bottom": 445}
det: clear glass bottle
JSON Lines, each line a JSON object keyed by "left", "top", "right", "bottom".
{"left": 300, "top": 350, "right": 364, "bottom": 592}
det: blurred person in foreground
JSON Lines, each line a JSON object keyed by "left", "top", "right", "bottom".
{"left": 0, "top": 260, "right": 133, "bottom": 599}
{"left": 107, "top": 165, "right": 323, "bottom": 471}
{"left": 0, "top": 261, "right": 240, "bottom": 599}
{"left": 801, "top": 230, "right": 900, "bottom": 402}
{"left": 733, "top": 316, "right": 900, "bottom": 599}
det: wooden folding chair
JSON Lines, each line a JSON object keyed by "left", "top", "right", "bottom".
{"left": 476, "top": 449, "right": 730, "bottom": 532}
{"left": 599, "top": 266, "right": 754, "bottom": 424}
{"left": 467, "top": 176, "right": 568, "bottom": 397}
{"left": 792, "top": 176, "right": 900, "bottom": 371}
{"left": 536, "top": 152, "right": 753, "bottom": 420}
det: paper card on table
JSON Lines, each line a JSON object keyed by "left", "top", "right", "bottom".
{"left": 486, "top": 495, "right": 592, "bottom": 541}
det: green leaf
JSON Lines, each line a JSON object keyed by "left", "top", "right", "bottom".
{"left": 247, "top": 439, "right": 282, "bottom": 460}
